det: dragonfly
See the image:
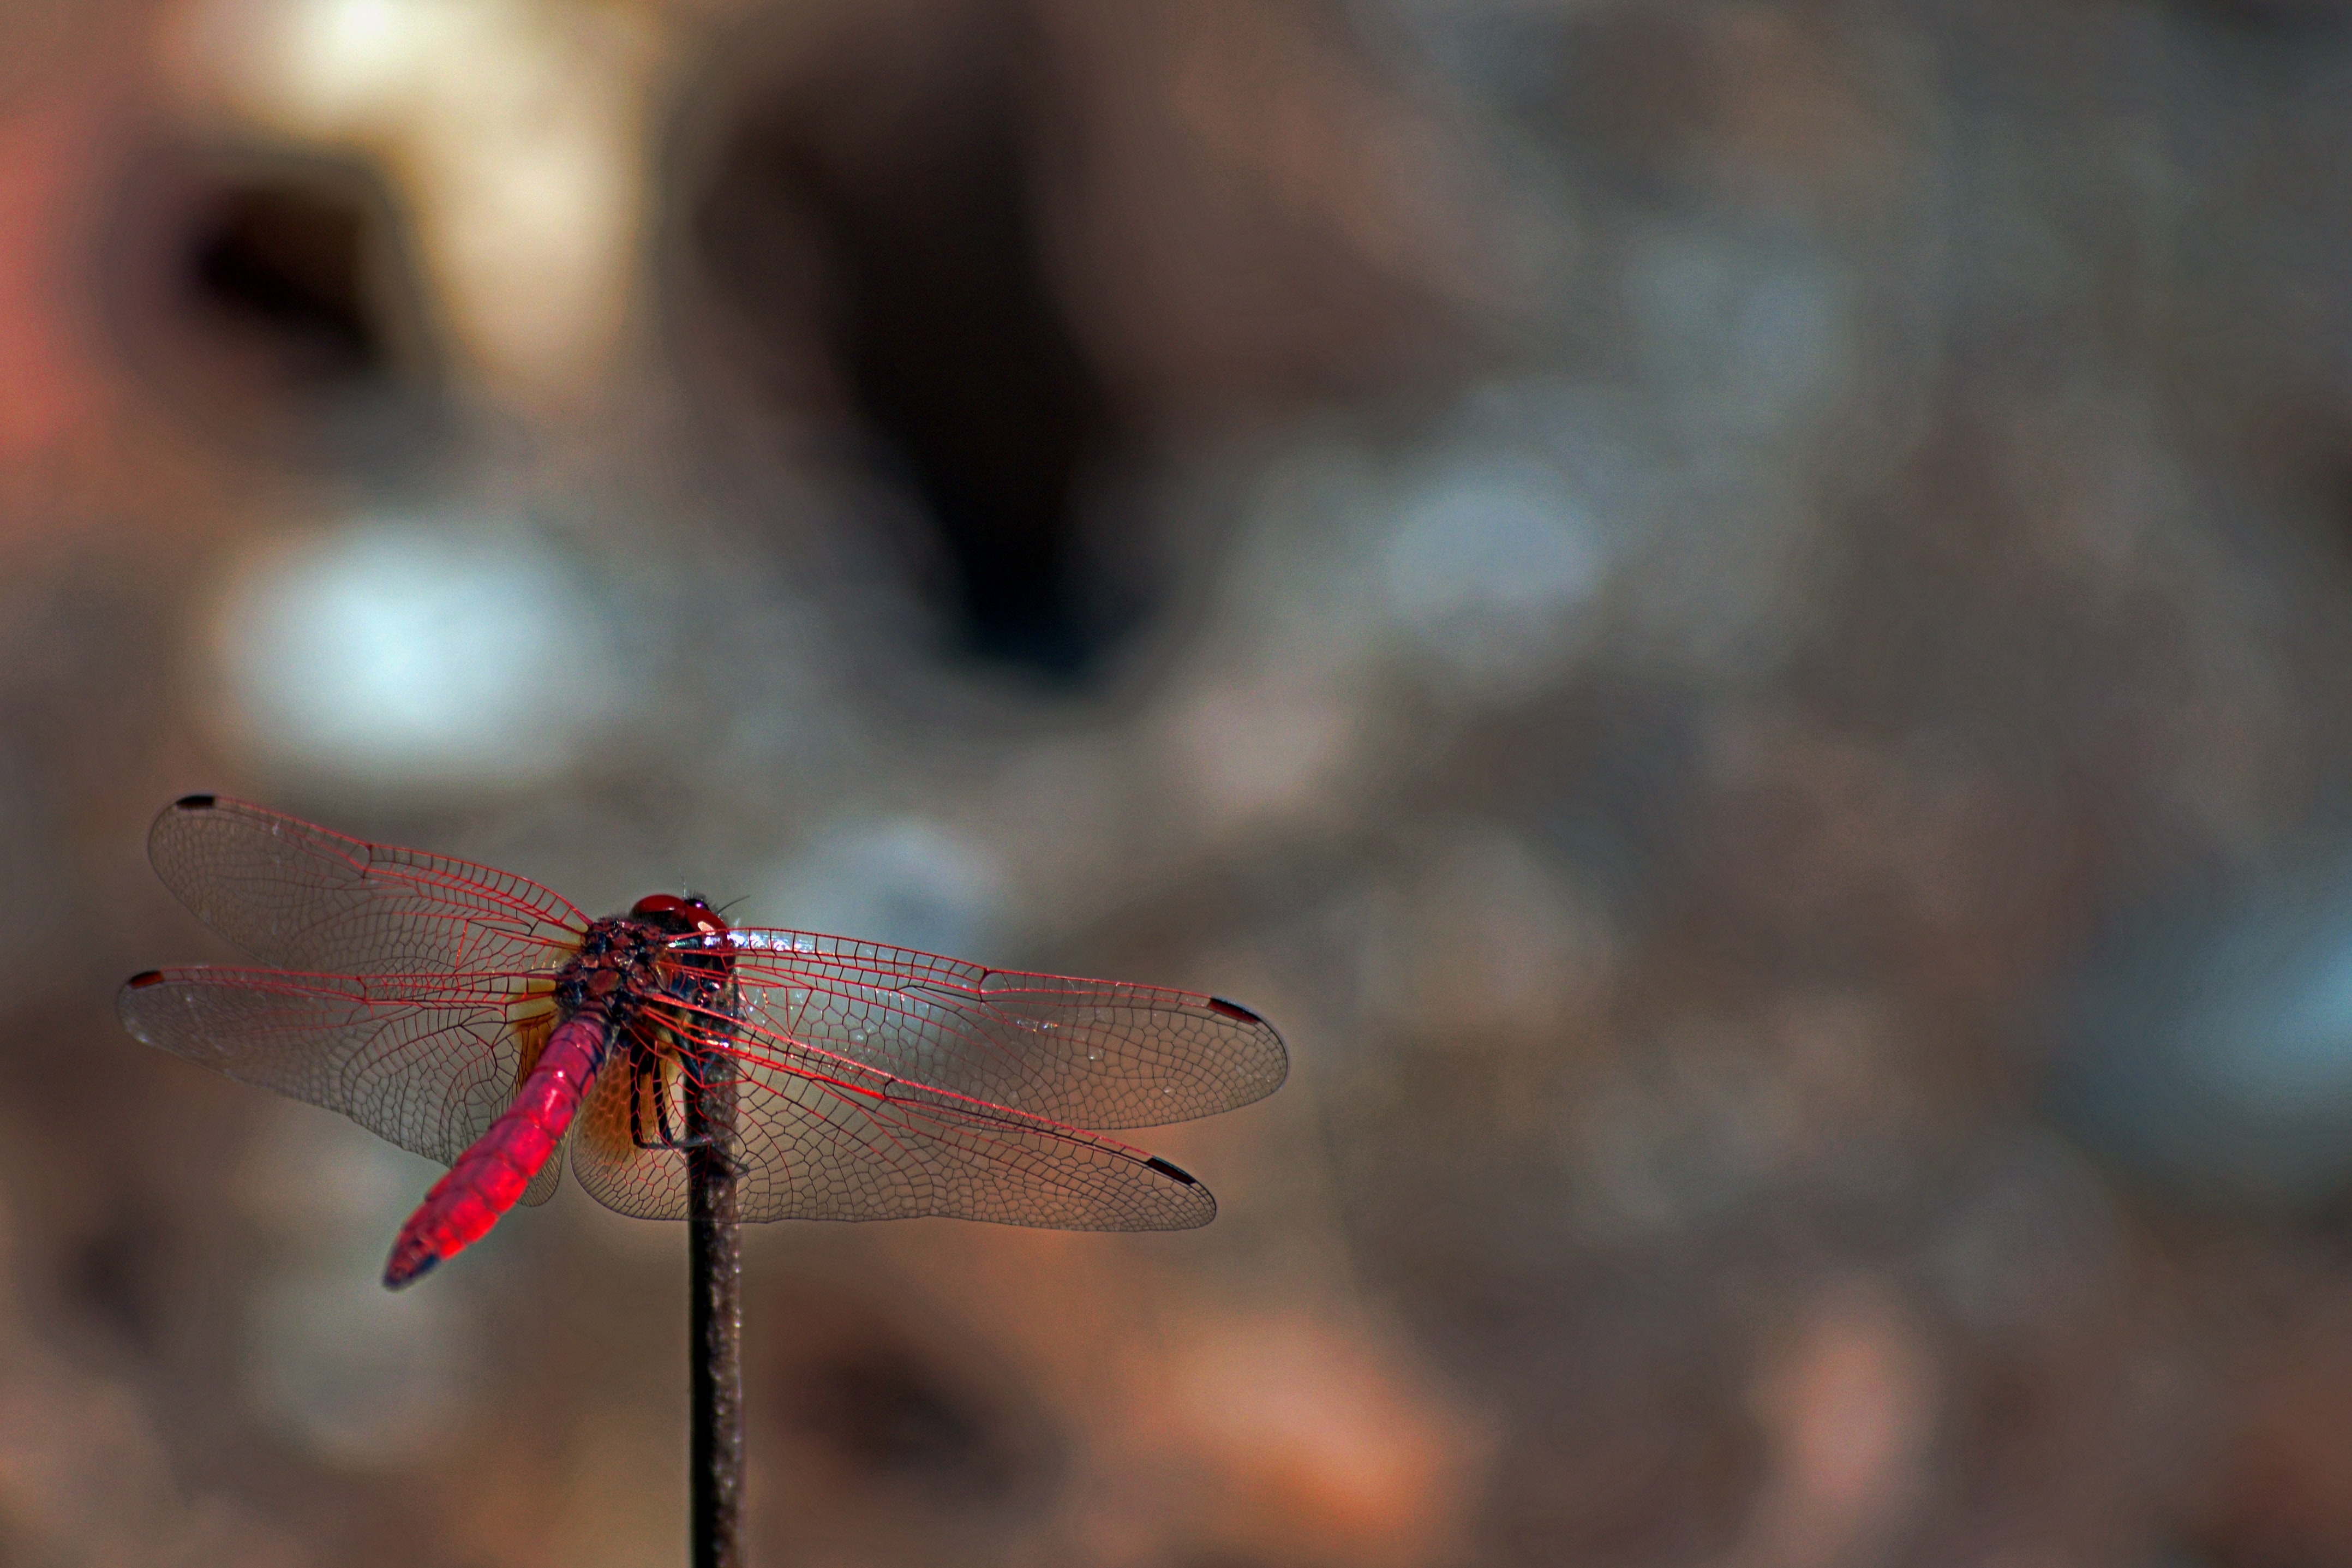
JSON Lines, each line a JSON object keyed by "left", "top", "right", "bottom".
{"left": 118, "top": 796, "right": 1286, "bottom": 1288}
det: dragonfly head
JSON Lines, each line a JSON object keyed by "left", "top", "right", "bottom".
{"left": 630, "top": 893, "right": 729, "bottom": 937}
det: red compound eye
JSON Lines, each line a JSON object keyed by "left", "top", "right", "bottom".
{"left": 630, "top": 894, "right": 727, "bottom": 935}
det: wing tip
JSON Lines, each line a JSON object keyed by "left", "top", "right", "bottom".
{"left": 171, "top": 793, "right": 218, "bottom": 811}
{"left": 1208, "top": 995, "right": 1290, "bottom": 1103}
{"left": 1141, "top": 1154, "right": 1218, "bottom": 1229}
{"left": 117, "top": 971, "right": 169, "bottom": 1045}
{"left": 1207, "top": 995, "right": 1266, "bottom": 1025}
{"left": 1144, "top": 1153, "right": 1198, "bottom": 1187}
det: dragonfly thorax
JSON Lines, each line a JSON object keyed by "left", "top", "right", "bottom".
{"left": 554, "top": 899, "right": 735, "bottom": 1031}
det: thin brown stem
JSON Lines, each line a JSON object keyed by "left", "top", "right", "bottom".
{"left": 687, "top": 1049, "right": 743, "bottom": 1568}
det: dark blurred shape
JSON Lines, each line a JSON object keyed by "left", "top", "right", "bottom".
{"left": 187, "top": 178, "right": 384, "bottom": 386}
{"left": 694, "top": 19, "right": 1127, "bottom": 683}
{"left": 98, "top": 148, "right": 433, "bottom": 459}
{"left": 793, "top": 1345, "right": 1012, "bottom": 1491}
{"left": 69, "top": 1208, "right": 170, "bottom": 1355}
{"left": 1552, "top": 8, "right": 1719, "bottom": 188}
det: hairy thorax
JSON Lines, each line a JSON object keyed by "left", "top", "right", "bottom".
{"left": 553, "top": 895, "right": 736, "bottom": 1038}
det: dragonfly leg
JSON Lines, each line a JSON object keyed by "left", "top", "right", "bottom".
{"left": 629, "top": 1045, "right": 720, "bottom": 1152}
{"left": 626, "top": 1052, "right": 645, "bottom": 1147}
{"left": 621, "top": 1022, "right": 728, "bottom": 1156}
{"left": 651, "top": 1064, "right": 684, "bottom": 1148}
{"left": 676, "top": 1048, "right": 746, "bottom": 1176}
{"left": 627, "top": 1033, "right": 672, "bottom": 1151}
{"left": 641, "top": 1052, "right": 740, "bottom": 1156}
{"left": 650, "top": 1061, "right": 730, "bottom": 1157}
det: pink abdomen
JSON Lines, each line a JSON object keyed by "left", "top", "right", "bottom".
{"left": 383, "top": 1007, "right": 609, "bottom": 1289}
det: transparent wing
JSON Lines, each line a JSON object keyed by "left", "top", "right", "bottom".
{"left": 568, "top": 1010, "right": 1214, "bottom": 1230}
{"left": 146, "top": 795, "right": 588, "bottom": 978}
{"left": 699, "top": 930, "right": 1288, "bottom": 1131}
{"left": 119, "top": 966, "right": 567, "bottom": 1201}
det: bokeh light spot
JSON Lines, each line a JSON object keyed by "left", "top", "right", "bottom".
{"left": 215, "top": 516, "right": 625, "bottom": 786}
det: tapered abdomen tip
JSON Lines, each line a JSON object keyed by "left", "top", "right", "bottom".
{"left": 382, "top": 1236, "right": 441, "bottom": 1290}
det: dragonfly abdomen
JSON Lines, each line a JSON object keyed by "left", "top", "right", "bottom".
{"left": 382, "top": 1004, "right": 613, "bottom": 1289}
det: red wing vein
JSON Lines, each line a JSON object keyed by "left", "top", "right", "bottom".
{"left": 119, "top": 967, "right": 534, "bottom": 1168}
{"left": 567, "top": 1008, "right": 1212, "bottom": 1230}
{"left": 705, "top": 930, "right": 1286, "bottom": 1130}
{"left": 147, "top": 797, "right": 587, "bottom": 978}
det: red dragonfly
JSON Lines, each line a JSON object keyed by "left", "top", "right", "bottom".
{"left": 118, "top": 797, "right": 1285, "bottom": 1288}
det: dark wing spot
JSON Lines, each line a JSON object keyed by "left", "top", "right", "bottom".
{"left": 1207, "top": 996, "right": 1265, "bottom": 1025}
{"left": 125, "top": 971, "right": 166, "bottom": 989}
{"left": 1144, "top": 1156, "right": 1198, "bottom": 1187}
{"left": 172, "top": 793, "right": 217, "bottom": 810}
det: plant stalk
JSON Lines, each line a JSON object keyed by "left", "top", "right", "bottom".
{"left": 687, "top": 1050, "right": 743, "bottom": 1568}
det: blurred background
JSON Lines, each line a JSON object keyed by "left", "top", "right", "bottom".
{"left": 9, "top": 0, "right": 2352, "bottom": 1563}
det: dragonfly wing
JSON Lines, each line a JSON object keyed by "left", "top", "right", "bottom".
{"left": 709, "top": 930, "right": 1288, "bottom": 1130}
{"left": 120, "top": 967, "right": 542, "bottom": 1170}
{"left": 147, "top": 795, "right": 587, "bottom": 978}
{"left": 568, "top": 1019, "right": 1215, "bottom": 1230}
